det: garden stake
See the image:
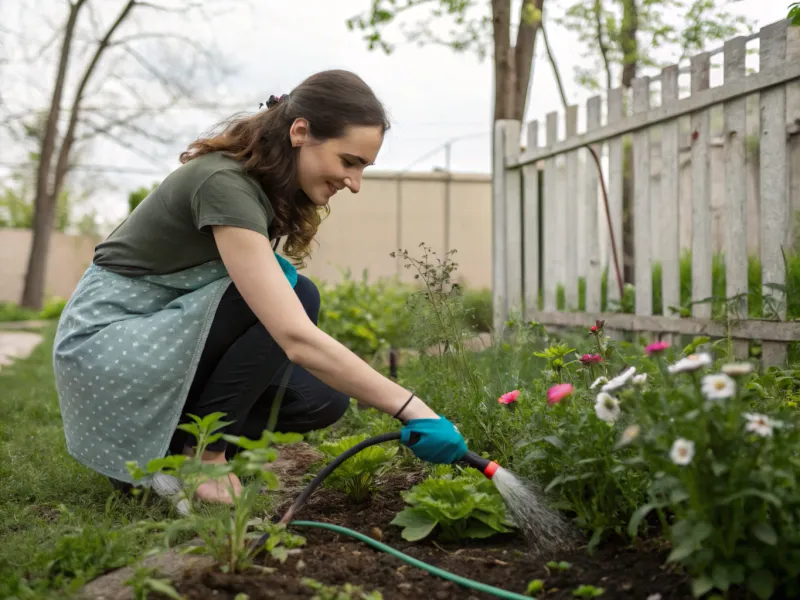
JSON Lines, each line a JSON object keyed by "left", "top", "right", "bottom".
{"left": 255, "top": 430, "right": 575, "bottom": 598}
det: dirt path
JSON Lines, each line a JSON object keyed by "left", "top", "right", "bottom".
{"left": 0, "top": 330, "right": 43, "bottom": 368}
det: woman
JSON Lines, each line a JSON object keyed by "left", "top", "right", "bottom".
{"left": 53, "top": 69, "right": 468, "bottom": 506}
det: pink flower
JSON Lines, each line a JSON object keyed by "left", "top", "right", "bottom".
{"left": 590, "top": 325, "right": 598, "bottom": 333}
{"left": 547, "top": 383, "right": 573, "bottom": 406}
{"left": 498, "top": 390, "right": 520, "bottom": 405}
{"left": 580, "top": 353, "right": 603, "bottom": 364}
{"left": 645, "top": 341, "right": 670, "bottom": 356}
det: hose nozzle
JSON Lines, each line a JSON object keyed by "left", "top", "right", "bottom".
{"left": 458, "top": 451, "right": 500, "bottom": 479}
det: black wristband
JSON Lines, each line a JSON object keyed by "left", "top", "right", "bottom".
{"left": 393, "top": 393, "right": 415, "bottom": 420}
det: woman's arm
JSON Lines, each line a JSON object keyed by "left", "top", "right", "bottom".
{"left": 212, "top": 225, "right": 439, "bottom": 422}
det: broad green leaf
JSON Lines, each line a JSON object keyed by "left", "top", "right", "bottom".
{"left": 543, "top": 435, "right": 566, "bottom": 450}
{"left": 146, "top": 579, "right": 183, "bottom": 599}
{"left": 628, "top": 503, "right": 660, "bottom": 537}
{"left": 691, "top": 575, "right": 714, "bottom": 597}
{"left": 692, "top": 521, "right": 713, "bottom": 544}
{"left": 711, "top": 564, "right": 730, "bottom": 591}
{"left": 391, "top": 508, "right": 438, "bottom": 541}
{"left": 719, "top": 489, "right": 782, "bottom": 507}
{"left": 464, "top": 519, "right": 502, "bottom": 539}
{"left": 750, "top": 522, "right": 778, "bottom": 546}
{"left": 747, "top": 569, "right": 775, "bottom": 600}
{"left": 667, "top": 540, "right": 695, "bottom": 562}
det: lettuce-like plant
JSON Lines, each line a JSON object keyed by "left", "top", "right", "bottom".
{"left": 391, "top": 469, "right": 515, "bottom": 541}
{"left": 318, "top": 434, "right": 398, "bottom": 501}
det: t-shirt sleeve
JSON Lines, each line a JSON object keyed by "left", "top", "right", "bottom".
{"left": 191, "top": 169, "right": 274, "bottom": 237}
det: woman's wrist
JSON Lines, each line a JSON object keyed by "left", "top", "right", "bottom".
{"left": 396, "top": 395, "right": 438, "bottom": 422}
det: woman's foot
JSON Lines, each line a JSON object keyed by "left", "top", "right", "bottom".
{"left": 183, "top": 446, "right": 244, "bottom": 505}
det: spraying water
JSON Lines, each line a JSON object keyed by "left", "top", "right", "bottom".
{"left": 492, "top": 466, "right": 578, "bottom": 555}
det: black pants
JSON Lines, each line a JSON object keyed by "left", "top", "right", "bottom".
{"left": 167, "top": 274, "right": 350, "bottom": 458}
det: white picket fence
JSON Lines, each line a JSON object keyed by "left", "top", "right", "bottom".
{"left": 492, "top": 19, "right": 800, "bottom": 367}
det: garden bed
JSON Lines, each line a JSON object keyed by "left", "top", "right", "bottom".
{"left": 159, "top": 448, "right": 693, "bottom": 600}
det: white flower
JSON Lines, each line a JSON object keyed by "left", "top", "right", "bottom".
{"left": 722, "top": 362, "right": 754, "bottom": 377}
{"left": 632, "top": 373, "right": 648, "bottom": 386}
{"left": 647, "top": 595, "right": 662, "bottom": 600}
{"left": 668, "top": 352, "right": 713, "bottom": 374}
{"left": 700, "top": 373, "right": 736, "bottom": 400}
{"left": 669, "top": 438, "right": 695, "bottom": 465}
{"left": 590, "top": 376, "right": 608, "bottom": 390}
{"left": 744, "top": 413, "right": 782, "bottom": 437}
{"left": 595, "top": 392, "right": 621, "bottom": 423}
{"left": 602, "top": 366, "right": 637, "bottom": 392}
{"left": 620, "top": 424, "right": 640, "bottom": 445}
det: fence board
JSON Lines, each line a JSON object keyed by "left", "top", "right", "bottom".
{"left": 504, "top": 121, "right": 523, "bottom": 318}
{"left": 523, "top": 120, "right": 540, "bottom": 319}
{"left": 606, "top": 87, "right": 625, "bottom": 307}
{"left": 659, "top": 66, "right": 681, "bottom": 320}
{"left": 759, "top": 21, "right": 789, "bottom": 367}
{"left": 565, "top": 106, "right": 579, "bottom": 310}
{"left": 543, "top": 112, "right": 559, "bottom": 311}
{"left": 585, "top": 96, "right": 602, "bottom": 312}
{"left": 492, "top": 120, "right": 510, "bottom": 333}
{"left": 633, "top": 77, "right": 653, "bottom": 317}
{"left": 723, "top": 36, "right": 750, "bottom": 360}
{"left": 691, "top": 52, "right": 712, "bottom": 320}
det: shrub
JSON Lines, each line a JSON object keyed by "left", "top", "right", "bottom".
{"left": 317, "top": 434, "right": 398, "bottom": 502}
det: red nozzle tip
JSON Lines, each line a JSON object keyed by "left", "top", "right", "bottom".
{"left": 483, "top": 461, "right": 500, "bottom": 479}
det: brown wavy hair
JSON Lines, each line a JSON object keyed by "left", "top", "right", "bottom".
{"left": 179, "top": 69, "right": 390, "bottom": 266}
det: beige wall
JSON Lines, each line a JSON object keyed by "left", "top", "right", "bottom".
{"left": 0, "top": 171, "right": 493, "bottom": 305}
{"left": 0, "top": 228, "right": 101, "bottom": 304}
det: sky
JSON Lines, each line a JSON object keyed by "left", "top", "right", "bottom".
{"left": 0, "top": 0, "right": 788, "bottom": 231}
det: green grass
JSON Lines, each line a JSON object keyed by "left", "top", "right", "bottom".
{"left": 0, "top": 326, "right": 272, "bottom": 598}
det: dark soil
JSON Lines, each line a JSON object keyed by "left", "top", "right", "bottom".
{"left": 160, "top": 449, "right": 694, "bottom": 600}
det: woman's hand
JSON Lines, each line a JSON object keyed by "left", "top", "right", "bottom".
{"left": 400, "top": 415, "right": 468, "bottom": 464}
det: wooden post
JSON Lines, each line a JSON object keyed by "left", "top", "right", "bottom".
{"left": 660, "top": 65, "right": 681, "bottom": 321}
{"left": 633, "top": 76, "right": 653, "bottom": 319}
{"left": 504, "top": 122, "right": 523, "bottom": 319}
{"left": 543, "top": 112, "right": 559, "bottom": 311}
{"left": 690, "top": 52, "right": 712, "bottom": 320}
{"left": 585, "top": 95, "right": 603, "bottom": 313}
{"left": 723, "top": 36, "right": 750, "bottom": 359}
{"left": 523, "top": 120, "right": 541, "bottom": 320}
{"left": 565, "top": 105, "right": 579, "bottom": 310}
{"left": 492, "top": 120, "right": 511, "bottom": 333}
{"left": 759, "top": 21, "right": 789, "bottom": 367}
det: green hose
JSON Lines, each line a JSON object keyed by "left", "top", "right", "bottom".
{"left": 289, "top": 520, "right": 534, "bottom": 600}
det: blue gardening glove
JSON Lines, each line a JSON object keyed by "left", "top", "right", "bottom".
{"left": 400, "top": 415, "right": 468, "bottom": 464}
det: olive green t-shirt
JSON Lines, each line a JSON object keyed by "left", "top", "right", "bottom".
{"left": 93, "top": 152, "right": 275, "bottom": 277}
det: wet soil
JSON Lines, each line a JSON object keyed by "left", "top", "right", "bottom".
{"left": 160, "top": 449, "right": 694, "bottom": 600}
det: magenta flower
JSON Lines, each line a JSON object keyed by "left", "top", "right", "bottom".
{"left": 547, "top": 383, "right": 573, "bottom": 406}
{"left": 580, "top": 353, "right": 603, "bottom": 364}
{"left": 645, "top": 341, "right": 670, "bottom": 356}
{"left": 498, "top": 390, "right": 520, "bottom": 405}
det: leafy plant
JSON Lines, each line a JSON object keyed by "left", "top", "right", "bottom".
{"left": 126, "top": 412, "right": 303, "bottom": 574}
{"left": 124, "top": 565, "right": 183, "bottom": 600}
{"left": 391, "top": 469, "right": 515, "bottom": 541}
{"left": 573, "top": 584, "right": 604, "bottom": 597}
{"left": 301, "top": 577, "right": 383, "bottom": 600}
{"left": 317, "top": 434, "right": 398, "bottom": 501}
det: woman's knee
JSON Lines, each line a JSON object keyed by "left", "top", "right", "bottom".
{"left": 294, "top": 274, "right": 321, "bottom": 324}
{"left": 280, "top": 390, "right": 350, "bottom": 434}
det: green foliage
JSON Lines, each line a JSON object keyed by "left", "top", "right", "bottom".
{"left": 0, "top": 296, "right": 66, "bottom": 322}
{"left": 128, "top": 183, "right": 159, "bottom": 215}
{"left": 317, "top": 434, "right": 398, "bottom": 501}
{"left": 124, "top": 565, "right": 183, "bottom": 600}
{"left": 789, "top": 3, "right": 800, "bottom": 26}
{"left": 391, "top": 468, "right": 515, "bottom": 541}
{"left": 301, "top": 577, "right": 384, "bottom": 600}
{"left": 126, "top": 412, "right": 304, "bottom": 574}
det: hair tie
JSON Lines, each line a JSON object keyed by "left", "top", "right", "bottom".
{"left": 260, "top": 94, "right": 289, "bottom": 110}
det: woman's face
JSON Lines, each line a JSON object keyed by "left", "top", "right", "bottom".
{"left": 291, "top": 120, "right": 384, "bottom": 206}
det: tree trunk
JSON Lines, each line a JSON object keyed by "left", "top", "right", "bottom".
{"left": 620, "top": 0, "right": 638, "bottom": 285}
{"left": 491, "top": 0, "right": 513, "bottom": 121}
{"left": 21, "top": 0, "right": 87, "bottom": 309}
{"left": 512, "top": 0, "right": 544, "bottom": 122}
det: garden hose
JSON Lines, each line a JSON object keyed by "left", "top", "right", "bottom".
{"left": 288, "top": 520, "right": 532, "bottom": 600}
{"left": 253, "top": 432, "right": 518, "bottom": 598}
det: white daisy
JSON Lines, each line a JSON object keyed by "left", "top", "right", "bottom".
{"left": 620, "top": 424, "right": 640, "bottom": 445}
{"left": 632, "top": 373, "right": 648, "bottom": 386}
{"left": 669, "top": 438, "right": 695, "bottom": 465}
{"left": 601, "top": 366, "right": 637, "bottom": 392}
{"left": 590, "top": 376, "right": 608, "bottom": 390}
{"left": 700, "top": 373, "right": 736, "bottom": 400}
{"left": 721, "top": 362, "right": 754, "bottom": 377}
{"left": 595, "top": 392, "right": 621, "bottom": 423}
{"left": 744, "top": 413, "right": 782, "bottom": 437}
{"left": 668, "top": 352, "right": 713, "bottom": 374}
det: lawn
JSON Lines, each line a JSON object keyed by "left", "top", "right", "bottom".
{"left": 3, "top": 249, "right": 800, "bottom": 600}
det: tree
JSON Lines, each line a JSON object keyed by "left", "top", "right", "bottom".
{"left": 128, "top": 182, "right": 159, "bottom": 215}
{"left": 345, "top": 0, "right": 545, "bottom": 123}
{"left": 5, "top": 0, "right": 242, "bottom": 309}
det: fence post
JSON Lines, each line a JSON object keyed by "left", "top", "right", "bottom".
{"left": 690, "top": 52, "right": 712, "bottom": 320}
{"left": 505, "top": 121, "right": 523, "bottom": 319}
{"left": 584, "top": 96, "right": 603, "bottom": 313}
{"left": 564, "top": 106, "right": 579, "bottom": 310}
{"left": 543, "top": 112, "right": 560, "bottom": 312}
{"left": 722, "top": 36, "right": 750, "bottom": 360}
{"left": 759, "top": 21, "right": 789, "bottom": 368}
{"left": 523, "top": 120, "right": 540, "bottom": 320}
{"left": 606, "top": 87, "right": 625, "bottom": 312}
{"left": 632, "top": 76, "right": 653, "bottom": 320}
